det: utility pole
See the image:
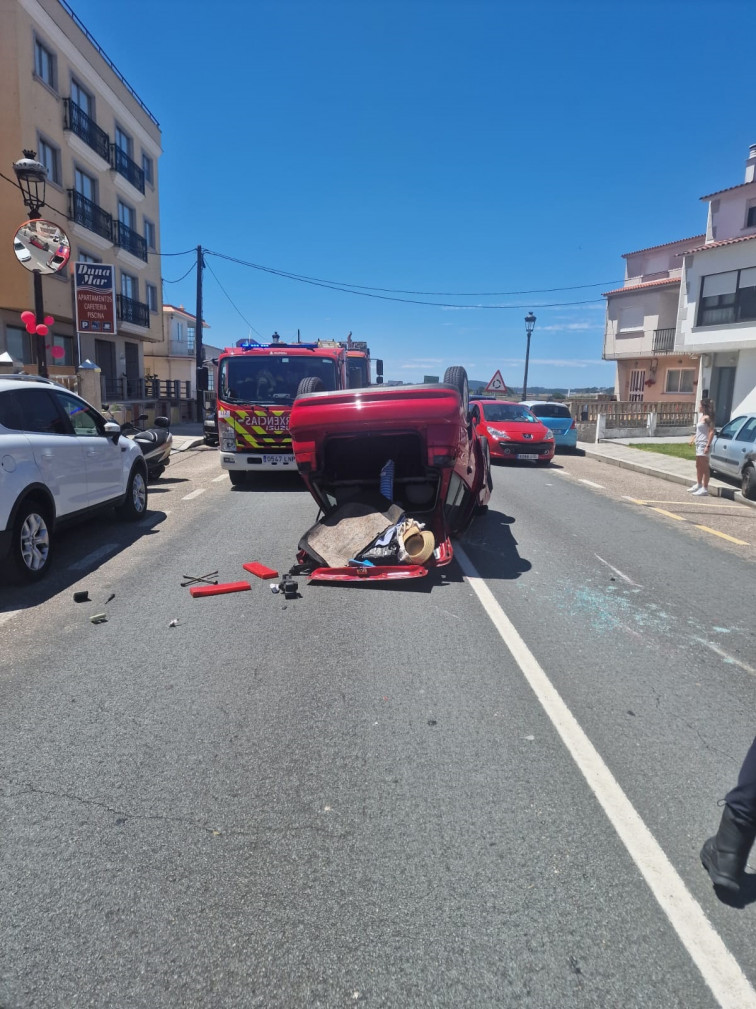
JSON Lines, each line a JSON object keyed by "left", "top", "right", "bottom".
{"left": 195, "top": 244, "right": 204, "bottom": 422}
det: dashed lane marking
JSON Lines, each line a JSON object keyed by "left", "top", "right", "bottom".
{"left": 622, "top": 497, "right": 750, "bottom": 544}
{"left": 579, "top": 478, "right": 605, "bottom": 488}
{"left": 182, "top": 489, "right": 206, "bottom": 500}
{"left": 212, "top": 474, "right": 227, "bottom": 483}
{"left": 594, "top": 554, "right": 642, "bottom": 587}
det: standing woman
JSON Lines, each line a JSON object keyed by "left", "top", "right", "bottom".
{"left": 689, "top": 398, "right": 716, "bottom": 496}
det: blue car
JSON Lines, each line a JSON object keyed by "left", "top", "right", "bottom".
{"left": 521, "top": 401, "right": 578, "bottom": 451}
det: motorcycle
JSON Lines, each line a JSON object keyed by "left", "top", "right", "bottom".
{"left": 119, "top": 413, "right": 173, "bottom": 481}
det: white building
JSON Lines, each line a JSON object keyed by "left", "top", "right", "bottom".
{"left": 677, "top": 145, "right": 756, "bottom": 424}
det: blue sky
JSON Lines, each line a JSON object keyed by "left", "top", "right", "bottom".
{"left": 69, "top": 0, "right": 756, "bottom": 389}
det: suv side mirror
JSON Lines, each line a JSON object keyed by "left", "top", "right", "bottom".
{"left": 104, "top": 421, "right": 121, "bottom": 443}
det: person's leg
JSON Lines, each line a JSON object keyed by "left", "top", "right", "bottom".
{"left": 691, "top": 456, "right": 704, "bottom": 491}
{"left": 701, "top": 456, "right": 711, "bottom": 491}
{"left": 701, "top": 737, "right": 756, "bottom": 892}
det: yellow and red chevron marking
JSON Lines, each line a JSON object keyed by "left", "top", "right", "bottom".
{"left": 227, "top": 407, "right": 292, "bottom": 451}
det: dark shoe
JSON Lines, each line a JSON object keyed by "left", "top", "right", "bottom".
{"left": 700, "top": 805, "right": 756, "bottom": 892}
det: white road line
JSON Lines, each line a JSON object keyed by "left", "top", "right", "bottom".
{"left": 182, "top": 489, "right": 206, "bottom": 500}
{"left": 579, "top": 478, "right": 605, "bottom": 488}
{"left": 455, "top": 542, "right": 756, "bottom": 1009}
{"left": 594, "top": 554, "right": 642, "bottom": 588}
{"left": 212, "top": 474, "right": 228, "bottom": 483}
{"left": 69, "top": 544, "right": 118, "bottom": 571}
{"left": 697, "top": 638, "right": 756, "bottom": 678}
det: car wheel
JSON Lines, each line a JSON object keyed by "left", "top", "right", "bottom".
{"left": 229, "top": 470, "right": 248, "bottom": 486}
{"left": 11, "top": 498, "right": 53, "bottom": 582}
{"left": 116, "top": 464, "right": 148, "bottom": 520}
{"left": 296, "top": 376, "right": 325, "bottom": 396}
{"left": 742, "top": 465, "right": 756, "bottom": 501}
{"left": 443, "top": 366, "right": 469, "bottom": 416}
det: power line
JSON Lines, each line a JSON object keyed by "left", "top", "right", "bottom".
{"left": 204, "top": 251, "right": 605, "bottom": 309}
{"left": 204, "top": 257, "right": 263, "bottom": 338}
{"left": 162, "top": 261, "right": 196, "bottom": 284}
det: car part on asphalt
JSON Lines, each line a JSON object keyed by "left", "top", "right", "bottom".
{"left": 180, "top": 571, "right": 219, "bottom": 587}
{"left": 189, "top": 581, "right": 251, "bottom": 597}
{"left": 242, "top": 562, "right": 279, "bottom": 579}
{"left": 73, "top": 591, "right": 90, "bottom": 603}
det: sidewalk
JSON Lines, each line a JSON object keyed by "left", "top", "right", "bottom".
{"left": 170, "top": 422, "right": 205, "bottom": 453}
{"left": 579, "top": 439, "right": 756, "bottom": 509}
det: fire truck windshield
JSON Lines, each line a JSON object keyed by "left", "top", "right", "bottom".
{"left": 219, "top": 355, "right": 340, "bottom": 405}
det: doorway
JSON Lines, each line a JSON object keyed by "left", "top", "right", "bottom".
{"left": 710, "top": 365, "right": 736, "bottom": 425}
{"left": 628, "top": 369, "right": 646, "bottom": 402}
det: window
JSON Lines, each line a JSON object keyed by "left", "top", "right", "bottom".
{"left": 146, "top": 283, "right": 158, "bottom": 313}
{"left": 734, "top": 417, "right": 756, "bottom": 444}
{"left": 187, "top": 325, "right": 196, "bottom": 353}
{"left": 5, "top": 325, "right": 33, "bottom": 364}
{"left": 115, "top": 126, "right": 132, "bottom": 158}
{"left": 74, "top": 167, "right": 96, "bottom": 201}
{"left": 618, "top": 304, "right": 644, "bottom": 332}
{"left": 174, "top": 320, "right": 184, "bottom": 341}
{"left": 11, "top": 389, "right": 67, "bottom": 434}
{"left": 51, "top": 334, "right": 74, "bottom": 367}
{"left": 142, "top": 152, "right": 154, "bottom": 185}
{"left": 747, "top": 205, "right": 756, "bottom": 228}
{"left": 34, "top": 38, "right": 56, "bottom": 88}
{"left": 38, "top": 137, "right": 61, "bottom": 186}
{"left": 121, "top": 272, "right": 138, "bottom": 300}
{"left": 665, "top": 369, "right": 695, "bottom": 394}
{"left": 70, "top": 78, "right": 92, "bottom": 118}
{"left": 118, "top": 200, "right": 136, "bottom": 230}
{"left": 698, "top": 269, "right": 756, "bottom": 326}
{"left": 55, "top": 390, "right": 102, "bottom": 436}
{"left": 144, "top": 218, "right": 156, "bottom": 250}
{"left": 78, "top": 250, "right": 101, "bottom": 265}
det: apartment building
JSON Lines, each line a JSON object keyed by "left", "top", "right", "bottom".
{"left": 0, "top": 0, "right": 162, "bottom": 399}
{"left": 602, "top": 236, "right": 703, "bottom": 405}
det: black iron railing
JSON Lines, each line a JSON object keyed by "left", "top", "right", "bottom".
{"left": 110, "top": 145, "right": 145, "bottom": 193}
{"left": 68, "top": 189, "right": 114, "bottom": 242}
{"left": 63, "top": 98, "right": 110, "bottom": 160}
{"left": 102, "top": 377, "right": 192, "bottom": 401}
{"left": 116, "top": 294, "right": 150, "bottom": 328}
{"left": 652, "top": 327, "right": 676, "bottom": 352}
{"left": 114, "top": 220, "right": 148, "bottom": 261}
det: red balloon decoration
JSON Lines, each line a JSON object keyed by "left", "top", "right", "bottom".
{"left": 20, "top": 310, "right": 35, "bottom": 325}
{"left": 50, "top": 346, "right": 65, "bottom": 360}
{"left": 44, "top": 315, "right": 54, "bottom": 326}
{"left": 35, "top": 324, "right": 48, "bottom": 337}
{"left": 25, "top": 323, "right": 36, "bottom": 334}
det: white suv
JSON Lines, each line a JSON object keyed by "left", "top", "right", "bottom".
{"left": 0, "top": 376, "right": 148, "bottom": 582}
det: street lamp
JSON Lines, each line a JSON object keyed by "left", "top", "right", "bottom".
{"left": 13, "top": 151, "right": 49, "bottom": 377}
{"left": 522, "top": 311, "right": 536, "bottom": 402}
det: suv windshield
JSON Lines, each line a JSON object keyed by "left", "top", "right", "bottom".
{"left": 219, "top": 356, "right": 339, "bottom": 405}
{"left": 528, "top": 404, "right": 571, "bottom": 419}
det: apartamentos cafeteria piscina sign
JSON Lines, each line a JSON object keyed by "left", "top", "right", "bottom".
{"left": 74, "top": 263, "right": 117, "bottom": 335}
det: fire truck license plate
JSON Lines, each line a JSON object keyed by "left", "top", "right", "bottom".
{"left": 263, "top": 454, "right": 292, "bottom": 465}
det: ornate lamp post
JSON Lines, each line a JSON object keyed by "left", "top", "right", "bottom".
{"left": 521, "top": 311, "right": 536, "bottom": 402}
{"left": 13, "top": 151, "right": 49, "bottom": 377}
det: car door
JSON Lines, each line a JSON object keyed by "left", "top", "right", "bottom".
{"left": 710, "top": 416, "right": 745, "bottom": 477}
{"left": 53, "top": 389, "right": 125, "bottom": 503}
{"left": 730, "top": 416, "right": 756, "bottom": 475}
{"left": 14, "top": 387, "right": 89, "bottom": 515}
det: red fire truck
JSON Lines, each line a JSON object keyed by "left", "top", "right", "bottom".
{"left": 216, "top": 335, "right": 364, "bottom": 484}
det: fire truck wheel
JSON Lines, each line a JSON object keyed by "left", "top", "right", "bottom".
{"left": 296, "top": 376, "right": 326, "bottom": 396}
{"left": 229, "top": 471, "right": 249, "bottom": 486}
{"left": 443, "top": 366, "right": 469, "bottom": 416}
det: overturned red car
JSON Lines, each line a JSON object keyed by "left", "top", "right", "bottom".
{"left": 288, "top": 367, "right": 492, "bottom": 582}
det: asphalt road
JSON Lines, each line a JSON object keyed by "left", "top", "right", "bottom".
{"left": 1, "top": 447, "right": 755, "bottom": 1008}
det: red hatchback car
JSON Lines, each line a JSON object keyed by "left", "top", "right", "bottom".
{"left": 288, "top": 367, "right": 492, "bottom": 581}
{"left": 470, "top": 398, "right": 555, "bottom": 465}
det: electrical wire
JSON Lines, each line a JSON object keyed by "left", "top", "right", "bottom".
{"left": 162, "top": 261, "right": 196, "bottom": 284}
{"left": 204, "top": 257, "right": 263, "bottom": 338}
{"left": 204, "top": 251, "right": 605, "bottom": 309}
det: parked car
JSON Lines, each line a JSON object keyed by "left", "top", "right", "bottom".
{"left": 521, "top": 400, "right": 578, "bottom": 451}
{"left": 470, "top": 398, "right": 555, "bottom": 465}
{"left": 709, "top": 413, "right": 756, "bottom": 499}
{"left": 288, "top": 367, "right": 492, "bottom": 581}
{"left": 0, "top": 375, "right": 149, "bottom": 582}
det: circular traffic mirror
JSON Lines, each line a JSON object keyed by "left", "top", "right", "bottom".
{"left": 13, "top": 219, "right": 71, "bottom": 276}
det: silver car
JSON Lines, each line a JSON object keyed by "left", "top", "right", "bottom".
{"left": 709, "top": 413, "right": 756, "bottom": 499}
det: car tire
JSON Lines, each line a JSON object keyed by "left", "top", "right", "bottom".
{"left": 10, "top": 498, "right": 53, "bottom": 582}
{"left": 296, "top": 376, "right": 325, "bottom": 396}
{"left": 116, "top": 464, "right": 148, "bottom": 521}
{"left": 229, "top": 470, "right": 248, "bottom": 486}
{"left": 443, "top": 366, "right": 469, "bottom": 417}
{"left": 742, "top": 465, "right": 756, "bottom": 501}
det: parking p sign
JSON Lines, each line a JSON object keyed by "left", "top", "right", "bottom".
{"left": 74, "top": 263, "right": 116, "bottom": 334}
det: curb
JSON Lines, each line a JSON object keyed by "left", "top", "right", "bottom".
{"left": 579, "top": 446, "right": 756, "bottom": 510}
{"left": 171, "top": 437, "right": 205, "bottom": 453}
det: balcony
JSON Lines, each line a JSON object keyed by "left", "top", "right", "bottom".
{"left": 110, "top": 144, "right": 145, "bottom": 194}
{"left": 68, "top": 189, "right": 113, "bottom": 242}
{"left": 652, "top": 327, "right": 676, "bottom": 353}
{"left": 116, "top": 293, "right": 150, "bottom": 328}
{"left": 115, "top": 220, "right": 148, "bottom": 261}
{"left": 63, "top": 98, "right": 110, "bottom": 161}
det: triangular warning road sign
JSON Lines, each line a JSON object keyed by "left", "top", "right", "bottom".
{"left": 484, "top": 369, "right": 508, "bottom": 393}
